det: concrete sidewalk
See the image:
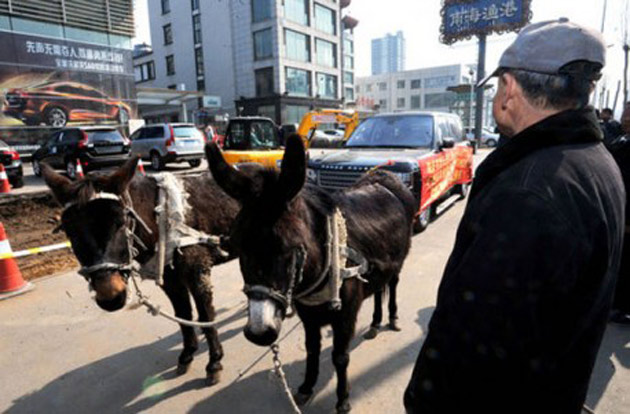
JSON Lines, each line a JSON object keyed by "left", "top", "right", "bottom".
{"left": 1, "top": 197, "right": 629, "bottom": 413}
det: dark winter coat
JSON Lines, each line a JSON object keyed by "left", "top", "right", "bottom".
{"left": 404, "top": 108, "right": 625, "bottom": 414}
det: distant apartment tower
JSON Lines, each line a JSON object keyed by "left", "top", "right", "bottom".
{"left": 134, "top": 0, "right": 358, "bottom": 125}
{"left": 371, "top": 31, "right": 405, "bottom": 75}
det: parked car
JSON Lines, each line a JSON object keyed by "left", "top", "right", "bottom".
{"left": 466, "top": 127, "right": 500, "bottom": 147}
{"left": 0, "top": 140, "right": 23, "bottom": 188}
{"left": 307, "top": 112, "right": 474, "bottom": 233}
{"left": 32, "top": 127, "right": 131, "bottom": 179}
{"left": 4, "top": 81, "right": 131, "bottom": 128}
{"left": 130, "top": 123, "right": 205, "bottom": 171}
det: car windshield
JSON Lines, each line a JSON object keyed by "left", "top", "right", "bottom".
{"left": 345, "top": 115, "right": 434, "bottom": 148}
{"left": 88, "top": 130, "right": 125, "bottom": 143}
{"left": 173, "top": 126, "right": 204, "bottom": 139}
{"left": 250, "top": 121, "right": 280, "bottom": 149}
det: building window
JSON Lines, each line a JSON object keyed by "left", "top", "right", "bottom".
{"left": 284, "top": 0, "right": 309, "bottom": 26}
{"left": 345, "top": 87, "right": 354, "bottom": 101}
{"left": 411, "top": 95, "right": 421, "bottom": 109}
{"left": 191, "top": 0, "right": 199, "bottom": 11}
{"left": 366, "top": 84, "right": 372, "bottom": 92}
{"left": 252, "top": 0, "right": 273, "bottom": 22}
{"left": 255, "top": 67, "right": 274, "bottom": 97}
{"left": 163, "top": 24, "right": 173, "bottom": 45}
{"left": 195, "top": 47, "right": 204, "bottom": 76}
{"left": 134, "top": 61, "right": 155, "bottom": 83}
{"left": 425, "top": 92, "right": 455, "bottom": 108}
{"left": 425, "top": 75, "right": 457, "bottom": 89}
{"left": 397, "top": 80, "right": 405, "bottom": 89}
{"left": 285, "top": 29, "right": 310, "bottom": 62}
{"left": 161, "top": 0, "right": 170, "bottom": 14}
{"left": 397, "top": 97, "right": 405, "bottom": 108}
{"left": 317, "top": 72, "right": 337, "bottom": 99}
{"left": 378, "top": 82, "right": 387, "bottom": 91}
{"left": 193, "top": 15, "right": 202, "bottom": 44}
{"left": 315, "top": 3, "right": 336, "bottom": 35}
{"left": 343, "top": 71, "right": 353, "bottom": 84}
{"left": 343, "top": 37, "right": 353, "bottom": 54}
{"left": 285, "top": 67, "right": 311, "bottom": 96}
{"left": 343, "top": 55, "right": 353, "bottom": 70}
{"left": 411, "top": 79, "right": 421, "bottom": 89}
{"left": 315, "top": 38, "right": 336, "bottom": 68}
{"left": 168, "top": 84, "right": 177, "bottom": 90}
{"left": 166, "top": 55, "right": 175, "bottom": 75}
{"left": 258, "top": 105, "right": 277, "bottom": 121}
{"left": 285, "top": 105, "right": 310, "bottom": 124}
{"left": 378, "top": 99, "right": 387, "bottom": 108}
{"left": 254, "top": 28, "right": 273, "bottom": 60}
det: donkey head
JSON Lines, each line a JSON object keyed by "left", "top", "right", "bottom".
{"left": 206, "top": 135, "right": 314, "bottom": 346}
{"left": 43, "top": 157, "right": 140, "bottom": 312}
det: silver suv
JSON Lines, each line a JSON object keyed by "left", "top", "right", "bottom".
{"left": 130, "top": 123, "right": 205, "bottom": 170}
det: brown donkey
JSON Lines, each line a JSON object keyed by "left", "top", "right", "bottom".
{"left": 43, "top": 157, "right": 239, "bottom": 385}
{"left": 206, "top": 135, "right": 415, "bottom": 412}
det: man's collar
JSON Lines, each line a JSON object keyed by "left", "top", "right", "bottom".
{"left": 470, "top": 107, "right": 603, "bottom": 199}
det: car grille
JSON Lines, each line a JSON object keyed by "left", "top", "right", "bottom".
{"left": 318, "top": 169, "right": 366, "bottom": 190}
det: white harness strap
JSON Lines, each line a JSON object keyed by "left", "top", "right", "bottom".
{"left": 64, "top": 192, "right": 121, "bottom": 209}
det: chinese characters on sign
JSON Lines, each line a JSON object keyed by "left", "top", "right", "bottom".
{"left": 24, "top": 40, "right": 126, "bottom": 74}
{"left": 440, "top": 0, "right": 531, "bottom": 45}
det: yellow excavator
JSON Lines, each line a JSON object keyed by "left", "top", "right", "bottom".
{"left": 220, "top": 109, "right": 361, "bottom": 168}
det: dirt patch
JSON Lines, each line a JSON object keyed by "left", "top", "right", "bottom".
{"left": 1, "top": 194, "right": 78, "bottom": 280}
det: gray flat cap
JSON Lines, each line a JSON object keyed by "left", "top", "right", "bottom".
{"left": 478, "top": 18, "right": 606, "bottom": 87}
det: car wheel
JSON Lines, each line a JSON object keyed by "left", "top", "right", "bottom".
{"left": 32, "top": 159, "right": 42, "bottom": 177}
{"left": 118, "top": 108, "right": 130, "bottom": 125}
{"left": 45, "top": 107, "right": 68, "bottom": 128}
{"left": 413, "top": 206, "right": 432, "bottom": 234}
{"left": 66, "top": 160, "right": 77, "bottom": 179}
{"left": 151, "top": 152, "right": 164, "bottom": 171}
{"left": 10, "top": 176, "right": 23, "bottom": 189}
{"left": 188, "top": 159, "right": 202, "bottom": 168}
{"left": 486, "top": 139, "right": 497, "bottom": 148}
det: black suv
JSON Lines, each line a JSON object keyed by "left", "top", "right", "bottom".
{"left": 0, "top": 140, "right": 24, "bottom": 188}
{"left": 32, "top": 127, "right": 131, "bottom": 179}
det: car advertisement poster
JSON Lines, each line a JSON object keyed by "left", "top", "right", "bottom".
{"left": 0, "top": 31, "right": 136, "bottom": 155}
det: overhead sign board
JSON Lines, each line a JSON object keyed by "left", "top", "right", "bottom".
{"left": 203, "top": 95, "right": 221, "bottom": 108}
{"left": 440, "top": 0, "right": 532, "bottom": 44}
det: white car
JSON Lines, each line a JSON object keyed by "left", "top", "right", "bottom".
{"left": 466, "top": 128, "right": 499, "bottom": 148}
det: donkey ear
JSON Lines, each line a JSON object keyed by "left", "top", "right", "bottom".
{"left": 206, "top": 142, "right": 253, "bottom": 201}
{"left": 104, "top": 155, "right": 140, "bottom": 194}
{"left": 42, "top": 162, "right": 73, "bottom": 205}
{"left": 278, "top": 134, "right": 306, "bottom": 202}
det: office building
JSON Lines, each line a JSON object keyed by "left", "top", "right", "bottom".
{"left": 135, "top": 0, "right": 358, "bottom": 125}
{"left": 371, "top": 31, "right": 405, "bottom": 75}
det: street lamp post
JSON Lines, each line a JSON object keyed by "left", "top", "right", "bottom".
{"left": 468, "top": 68, "right": 475, "bottom": 132}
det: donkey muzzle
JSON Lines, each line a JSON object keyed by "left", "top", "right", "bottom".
{"left": 92, "top": 271, "right": 128, "bottom": 312}
{"left": 244, "top": 299, "right": 283, "bottom": 346}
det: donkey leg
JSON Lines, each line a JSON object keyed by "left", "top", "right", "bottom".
{"left": 189, "top": 270, "right": 224, "bottom": 386}
{"left": 387, "top": 275, "right": 402, "bottom": 331}
{"left": 162, "top": 268, "right": 198, "bottom": 375}
{"left": 332, "top": 313, "right": 358, "bottom": 413}
{"left": 294, "top": 321, "right": 322, "bottom": 406}
{"left": 363, "top": 290, "right": 383, "bottom": 340}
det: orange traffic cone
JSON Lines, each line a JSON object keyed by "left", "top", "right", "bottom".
{"left": 0, "top": 222, "right": 33, "bottom": 300}
{"left": 137, "top": 162, "right": 146, "bottom": 176}
{"left": 0, "top": 165, "right": 10, "bottom": 193}
{"left": 75, "top": 159, "right": 84, "bottom": 179}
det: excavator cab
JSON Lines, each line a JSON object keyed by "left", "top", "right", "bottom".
{"left": 221, "top": 117, "right": 285, "bottom": 168}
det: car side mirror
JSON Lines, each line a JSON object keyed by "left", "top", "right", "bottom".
{"left": 440, "top": 137, "right": 455, "bottom": 150}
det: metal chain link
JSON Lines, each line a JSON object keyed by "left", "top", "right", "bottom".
{"left": 271, "top": 343, "right": 303, "bottom": 414}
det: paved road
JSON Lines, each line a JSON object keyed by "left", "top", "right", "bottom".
{"left": 1, "top": 150, "right": 629, "bottom": 413}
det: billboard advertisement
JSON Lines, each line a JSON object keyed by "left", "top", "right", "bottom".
{"left": 0, "top": 31, "right": 136, "bottom": 155}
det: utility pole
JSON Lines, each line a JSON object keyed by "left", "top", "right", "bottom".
{"left": 474, "top": 34, "right": 486, "bottom": 142}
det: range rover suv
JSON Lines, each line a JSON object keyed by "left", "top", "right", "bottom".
{"left": 307, "top": 112, "right": 474, "bottom": 232}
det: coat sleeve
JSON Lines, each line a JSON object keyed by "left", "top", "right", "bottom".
{"left": 405, "top": 189, "right": 586, "bottom": 413}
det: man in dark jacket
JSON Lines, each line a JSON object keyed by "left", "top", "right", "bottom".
{"left": 404, "top": 19, "right": 625, "bottom": 414}
{"left": 601, "top": 107, "right": 624, "bottom": 146}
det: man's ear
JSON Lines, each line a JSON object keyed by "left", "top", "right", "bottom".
{"left": 103, "top": 155, "right": 140, "bottom": 195}
{"left": 42, "top": 163, "right": 73, "bottom": 205}
{"left": 277, "top": 134, "right": 306, "bottom": 203}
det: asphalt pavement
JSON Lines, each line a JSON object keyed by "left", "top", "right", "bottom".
{"left": 1, "top": 150, "right": 629, "bottom": 413}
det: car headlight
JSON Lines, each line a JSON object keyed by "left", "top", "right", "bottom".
{"left": 307, "top": 168, "right": 318, "bottom": 183}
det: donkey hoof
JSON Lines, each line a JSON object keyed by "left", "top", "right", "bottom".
{"left": 336, "top": 400, "right": 352, "bottom": 413}
{"left": 176, "top": 362, "right": 191, "bottom": 376}
{"left": 293, "top": 391, "right": 313, "bottom": 406}
{"left": 363, "top": 327, "right": 379, "bottom": 340}
{"left": 388, "top": 320, "right": 402, "bottom": 332}
{"left": 205, "top": 371, "right": 221, "bottom": 386}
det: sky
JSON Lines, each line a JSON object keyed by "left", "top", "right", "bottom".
{"left": 133, "top": 0, "right": 629, "bottom": 112}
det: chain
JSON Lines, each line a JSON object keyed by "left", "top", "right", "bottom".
{"left": 271, "top": 343, "right": 303, "bottom": 414}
